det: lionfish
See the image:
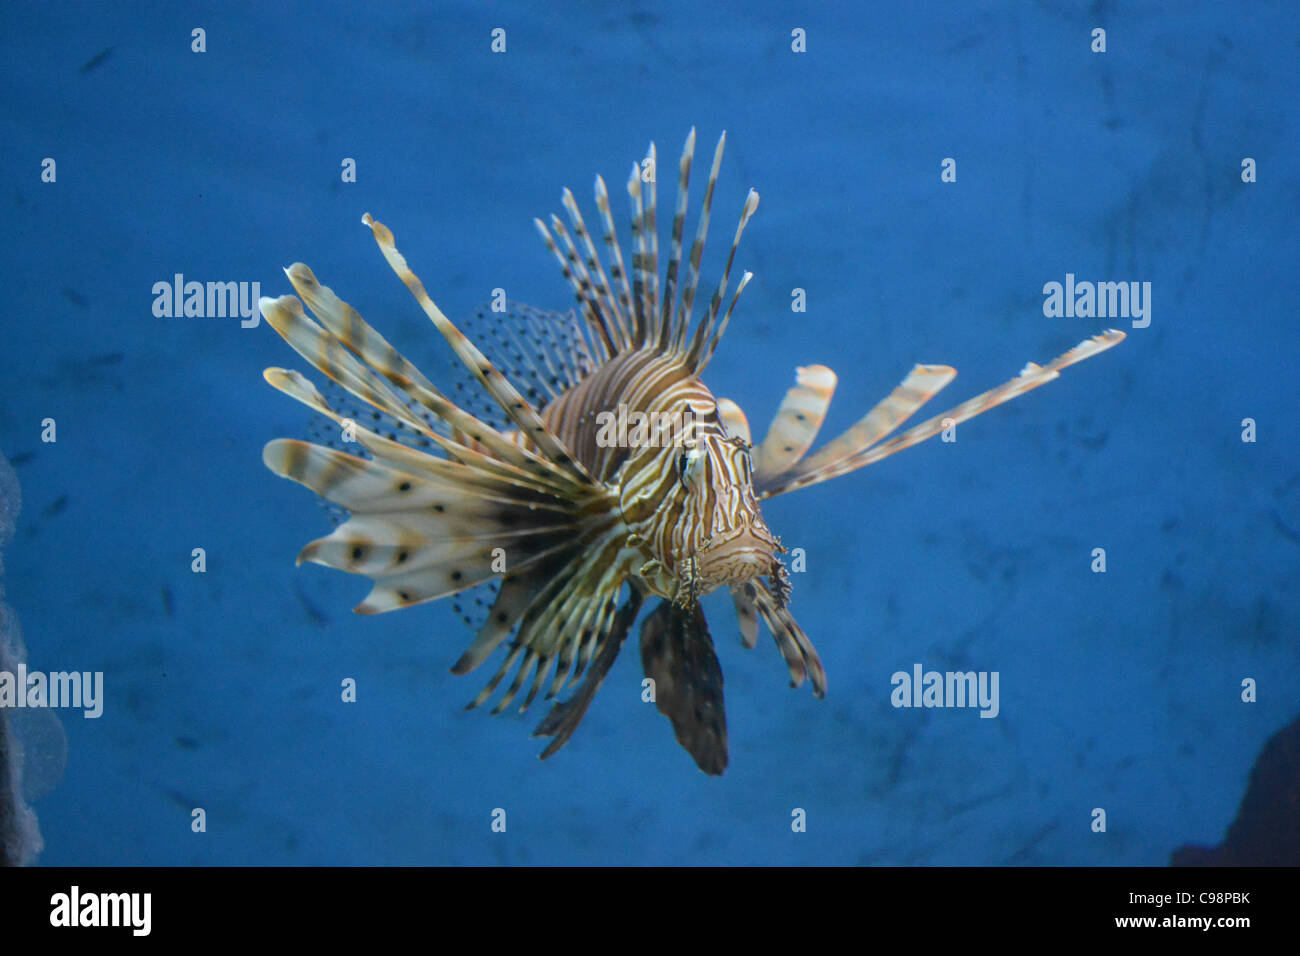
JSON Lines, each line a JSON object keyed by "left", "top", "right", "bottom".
{"left": 259, "top": 129, "right": 1123, "bottom": 775}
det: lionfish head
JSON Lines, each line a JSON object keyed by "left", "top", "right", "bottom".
{"left": 683, "top": 432, "right": 781, "bottom": 590}
{"left": 623, "top": 396, "right": 781, "bottom": 601}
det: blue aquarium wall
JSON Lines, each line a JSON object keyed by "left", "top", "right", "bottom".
{"left": 0, "top": 0, "right": 1296, "bottom": 865}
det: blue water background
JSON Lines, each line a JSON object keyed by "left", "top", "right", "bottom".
{"left": 0, "top": 0, "right": 1296, "bottom": 864}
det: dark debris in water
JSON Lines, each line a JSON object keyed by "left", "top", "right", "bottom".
{"left": 41, "top": 493, "right": 68, "bottom": 519}
{"left": 78, "top": 46, "right": 114, "bottom": 75}
{"left": 295, "top": 581, "right": 329, "bottom": 627}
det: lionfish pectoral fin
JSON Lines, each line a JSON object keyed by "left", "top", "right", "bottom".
{"left": 715, "top": 397, "right": 752, "bottom": 445}
{"left": 639, "top": 599, "right": 729, "bottom": 776}
{"left": 758, "top": 330, "right": 1127, "bottom": 498}
{"left": 753, "top": 364, "right": 837, "bottom": 479}
{"left": 730, "top": 584, "right": 760, "bottom": 648}
{"left": 362, "top": 213, "right": 592, "bottom": 483}
{"left": 532, "top": 589, "right": 644, "bottom": 759}
{"left": 755, "top": 362, "right": 953, "bottom": 495}
{"left": 745, "top": 580, "right": 827, "bottom": 698}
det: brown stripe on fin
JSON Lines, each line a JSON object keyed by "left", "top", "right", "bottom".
{"left": 260, "top": 291, "right": 433, "bottom": 437}
{"left": 547, "top": 587, "right": 617, "bottom": 698}
{"left": 298, "top": 513, "right": 574, "bottom": 578}
{"left": 753, "top": 364, "right": 837, "bottom": 479}
{"left": 685, "top": 189, "right": 759, "bottom": 371}
{"left": 362, "top": 214, "right": 592, "bottom": 482}
{"left": 749, "top": 579, "right": 827, "bottom": 698}
{"left": 593, "top": 174, "right": 635, "bottom": 337}
{"left": 763, "top": 330, "right": 1126, "bottom": 498}
{"left": 259, "top": 289, "right": 585, "bottom": 496}
{"left": 519, "top": 539, "right": 627, "bottom": 706}
{"left": 642, "top": 141, "right": 660, "bottom": 337}
{"left": 347, "top": 517, "right": 579, "bottom": 616}
{"left": 659, "top": 127, "right": 695, "bottom": 349}
{"left": 452, "top": 560, "right": 564, "bottom": 675}
{"left": 765, "top": 363, "right": 954, "bottom": 492}
{"left": 533, "top": 215, "right": 616, "bottom": 357}
{"left": 690, "top": 269, "right": 753, "bottom": 373}
{"left": 560, "top": 187, "right": 629, "bottom": 346}
{"left": 715, "top": 397, "right": 752, "bottom": 445}
{"left": 263, "top": 437, "right": 569, "bottom": 520}
{"left": 532, "top": 589, "right": 645, "bottom": 760}
{"left": 626, "top": 161, "right": 653, "bottom": 346}
{"left": 730, "top": 583, "right": 760, "bottom": 649}
{"left": 470, "top": 522, "right": 628, "bottom": 712}
{"left": 675, "top": 131, "right": 727, "bottom": 349}
{"left": 281, "top": 265, "right": 597, "bottom": 487}
{"left": 262, "top": 369, "right": 581, "bottom": 501}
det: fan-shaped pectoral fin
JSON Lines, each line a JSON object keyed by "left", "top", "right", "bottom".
{"left": 760, "top": 330, "right": 1126, "bottom": 498}
{"left": 532, "top": 589, "right": 645, "bottom": 759}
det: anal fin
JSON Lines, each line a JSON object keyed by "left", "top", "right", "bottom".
{"left": 639, "top": 599, "right": 728, "bottom": 775}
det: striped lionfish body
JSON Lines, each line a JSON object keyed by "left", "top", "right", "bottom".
{"left": 260, "top": 129, "right": 1123, "bottom": 775}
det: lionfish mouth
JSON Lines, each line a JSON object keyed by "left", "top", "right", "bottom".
{"left": 693, "top": 529, "right": 775, "bottom": 587}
